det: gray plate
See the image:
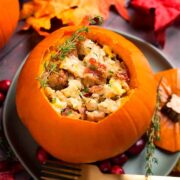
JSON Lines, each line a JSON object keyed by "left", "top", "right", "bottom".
{"left": 2, "top": 30, "right": 180, "bottom": 180}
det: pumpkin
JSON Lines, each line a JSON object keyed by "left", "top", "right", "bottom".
{"left": 0, "top": 0, "right": 19, "bottom": 48}
{"left": 155, "top": 68, "right": 180, "bottom": 152}
{"left": 16, "top": 26, "right": 156, "bottom": 163}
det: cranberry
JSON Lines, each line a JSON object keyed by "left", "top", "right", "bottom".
{"left": 98, "top": 160, "right": 112, "bottom": 173}
{"left": 36, "top": 147, "right": 49, "bottom": 164}
{"left": 10, "top": 161, "right": 24, "bottom": 174}
{"left": 0, "top": 92, "right": 5, "bottom": 106}
{"left": 126, "top": 138, "right": 146, "bottom": 156}
{"left": 0, "top": 80, "right": 11, "bottom": 94}
{"left": 111, "top": 153, "right": 128, "bottom": 166}
{"left": 0, "top": 172, "right": 14, "bottom": 180}
{"left": 111, "top": 165, "right": 125, "bottom": 174}
{"left": 0, "top": 160, "right": 10, "bottom": 172}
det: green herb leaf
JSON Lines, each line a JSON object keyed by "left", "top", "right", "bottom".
{"left": 67, "top": 111, "right": 72, "bottom": 115}
{"left": 52, "top": 26, "right": 89, "bottom": 61}
{"left": 82, "top": 87, "right": 89, "bottom": 93}
{"left": 145, "top": 79, "right": 161, "bottom": 177}
{"left": 109, "top": 70, "right": 114, "bottom": 74}
{"left": 0, "top": 129, "right": 16, "bottom": 160}
{"left": 89, "top": 16, "right": 104, "bottom": 25}
{"left": 89, "top": 65, "right": 97, "bottom": 71}
{"left": 49, "top": 62, "right": 57, "bottom": 72}
{"left": 51, "top": 98, "right": 56, "bottom": 104}
{"left": 36, "top": 76, "right": 48, "bottom": 88}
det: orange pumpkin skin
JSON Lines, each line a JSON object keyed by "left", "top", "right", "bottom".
{"left": 0, "top": 0, "right": 19, "bottom": 48}
{"left": 155, "top": 68, "right": 180, "bottom": 152}
{"left": 16, "top": 26, "right": 156, "bottom": 163}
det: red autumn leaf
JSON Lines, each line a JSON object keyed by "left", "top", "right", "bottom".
{"left": 21, "top": 0, "right": 129, "bottom": 36}
{"left": 130, "top": 0, "right": 180, "bottom": 47}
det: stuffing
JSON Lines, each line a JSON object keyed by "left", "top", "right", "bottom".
{"left": 98, "top": 99, "right": 119, "bottom": 114}
{"left": 42, "top": 38, "right": 130, "bottom": 121}
{"left": 86, "top": 111, "right": 105, "bottom": 121}
{"left": 61, "top": 79, "right": 82, "bottom": 97}
{"left": 52, "top": 98, "right": 67, "bottom": 113}
{"left": 44, "top": 87, "right": 55, "bottom": 100}
{"left": 83, "top": 97, "right": 98, "bottom": 111}
{"left": 60, "top": 55, "right": 85, "bottom": 78}
{"left": 67, "top": 97, "right": 83, "bottom": 111}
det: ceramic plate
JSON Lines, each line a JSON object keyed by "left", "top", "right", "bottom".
{"left": 3, "top": 30, "right": 180, "bottom": 179}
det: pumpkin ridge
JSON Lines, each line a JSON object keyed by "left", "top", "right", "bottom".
{"left": 0, "top": 0, "right": 19, "bottom": 48}
{"left": 16, "top": 26, "right": 157, "bottom": 162}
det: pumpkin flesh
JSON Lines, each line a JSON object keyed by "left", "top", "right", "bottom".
{"left": 155, "top": 68, "right": 180, "bottom": 152}
{"left": 16, "top": 26, "right": 156, "bottom": 163}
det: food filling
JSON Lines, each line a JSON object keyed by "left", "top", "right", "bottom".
{"left": 40, "top": 37, "right": 130, "bottom": 122}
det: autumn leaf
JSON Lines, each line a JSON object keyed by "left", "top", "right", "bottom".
{"left": 130, "top": 0, "right": 180, "bottom": 47}
{"left": 21, "top": 0, "right": 129, "bottom": 36}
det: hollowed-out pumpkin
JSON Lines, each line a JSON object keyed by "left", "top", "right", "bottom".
{"left": 155, "top": 68, "right": 180, "bottom": 152}
{"left": 0, "top": 0, "right": 19, "bottom": 48}
{"left": 16, "top": 26, "right": 156, "bottom": 163}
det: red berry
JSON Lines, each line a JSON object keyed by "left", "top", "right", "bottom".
{"left": 111, "top": 165, "right": 125, "bottom": 174}
{"left": 0, "top": 80, "right": 11, "bottom": 93}
{"left": 0, "top": 92, "right": 5, "bottom": 106}
{"left": 98, "top": 160, "right": 112, "bottom": 173}
{"left": 10, "top": 161, "right": 24, "bottom": 175}
{"left": 36, "top": 147, "right": 49, "bottom": 164}
{"left": 126, "top": 138, "right": 146, "bottom": 156}
{"left": 0, "top": 160, "right": 11, "bottom": 172}
{"left": 111, "top": 153, "right": 128, "bottom": 166}
{"left": 0, "top": 172, "right": 14, "bottom": 180}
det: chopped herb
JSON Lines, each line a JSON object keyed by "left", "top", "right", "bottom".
{"left": 36, "top": 77, "right": 48, "bottom": 88}
{"left": 44, "top": 61, "right": 57, "bottom": 73}
{"left": 51, "top": 53, "right": 58, "bottom": 59}
{"left": 82, "top": 87, "right": 89, "bottom": 93}
{"left": 89, "top": 15, "right": 104, "bottom": 25}
{"left": 44, "top": 61, "right": 49, "bottom": 70}
{"left": 109, "top": 70, "right": 114, "bottom": 74}
{"left": 48, "top": 62, "right": 57, "bottom": 72}
{"left": 61, "top": 109, "right": 65, "bottom": 113}
{"left": 67, "top": 111, "right": 72, "bottom": 115}
{"left": 93, "top": 52, "right": 98, "bottom": 57}
{"left": 145, "top": 80, "right": 161, "bottom": 176}
{"left": 89, "top": 65, "right": 97, "bottom": 71}
{"left": 51, "top": 98, "right": 56, "bottom": 104}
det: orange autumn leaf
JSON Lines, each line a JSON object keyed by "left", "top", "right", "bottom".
{"left": 21, "top": 0, "right": 129, "bottom": 36}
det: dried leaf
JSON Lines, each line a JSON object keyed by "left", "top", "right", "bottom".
{"left": 21, "top": 0, "right": 129, "bottom": 36}
{"left": 130, "top": 0, "right": 180, "bottom": 47}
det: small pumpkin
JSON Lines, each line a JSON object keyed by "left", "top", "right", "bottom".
{"left": 155, "top": 68, "right": 180, "bottom": 152}
{"left": 0, "top": 0, "right": 19, "bottom": 48}
{"left": 16, "top": 26, "right": 156, "bottom": 163}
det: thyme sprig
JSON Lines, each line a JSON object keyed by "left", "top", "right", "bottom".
{"left": 44, "top": 61, "right": 58, "bottom": 73}
{"left": 37, "top": 16, "right": 104, "bottom": 87}
{"left": 0, "top": 129, "right": 16, "bottom": 160}
{"left": 145, "top": 80, "right": 162, "bottom": 177}
{"left": 52, "top": 26, "right": 89, "bottom": 60}
{"left": 36, "top": 76, "right": 48, "bottom": 88}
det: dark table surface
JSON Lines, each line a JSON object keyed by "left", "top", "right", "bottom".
{"left": 0, "top": 9, "right": 179, "bottom": 179}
